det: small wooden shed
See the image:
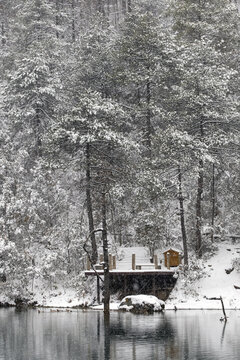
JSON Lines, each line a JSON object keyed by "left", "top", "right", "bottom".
{"left": 163, "top": 248, "right": 181, "bottom": 268}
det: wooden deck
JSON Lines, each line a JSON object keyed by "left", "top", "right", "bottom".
{"left": 85, "top": 270, "right": 176, "bottom": 276}
{"left": 85, "top": 269, "right": 178, "bottom": 301}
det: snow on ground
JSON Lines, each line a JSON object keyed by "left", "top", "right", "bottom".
{"left": 166, "top": 242, "right": 240, "bottom": 310}
{"left": 1, "top": 243, "right": 240, "bottom": 310}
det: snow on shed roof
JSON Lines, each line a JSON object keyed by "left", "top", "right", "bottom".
{"left": 163, "top": 247, "right": 182, "bottom": 254}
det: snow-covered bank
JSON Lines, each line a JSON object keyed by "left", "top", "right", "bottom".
{"left": 0, "top": 276, "right": 95, "bottom": 309}
{"left": 1, "top": 242, "right": 240, "bottom": 311}
{"left": 166, "top": 243, "right": 240, "bottom": 310}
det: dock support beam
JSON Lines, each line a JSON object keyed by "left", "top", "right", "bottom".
{"left": 152, "top": 275, "right": 156, "bottom": 296}
{"left": 124, "top": 275, "right": 127, "bottom": 296}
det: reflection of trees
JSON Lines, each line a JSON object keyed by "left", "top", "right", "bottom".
{"left": 103, "top": 313, "right": 179, "bottom": 360}
{"left": 107, "top": 313, "right": 176, "bottom": 342}
{"left": 0, "top": 309, "right": 234, "bottom": 360}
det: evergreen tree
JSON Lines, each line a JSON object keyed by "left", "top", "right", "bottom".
{"left": 170, "top": 0, "right": 239, "bottom": 256}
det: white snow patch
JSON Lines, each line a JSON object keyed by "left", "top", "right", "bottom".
{"left": 166, "top": 243, "right": 240, "bottom": 310}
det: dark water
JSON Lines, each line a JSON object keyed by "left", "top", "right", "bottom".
{"left": 0, "top": 308, "right": 239, "bottom": 360}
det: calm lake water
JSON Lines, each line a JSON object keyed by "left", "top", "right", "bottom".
{"left": 0, "top": 308, "right": 239, "bottom": 360}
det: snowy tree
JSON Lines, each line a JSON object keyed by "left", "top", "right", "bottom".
{"left": 169, "top": 0, "right": 239, "bottom": 257}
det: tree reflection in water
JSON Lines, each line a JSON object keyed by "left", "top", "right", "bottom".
{"left": 0, "top": 309, "right": 238, "bottom": 360}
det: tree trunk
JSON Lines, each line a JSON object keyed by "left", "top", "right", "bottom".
{"left": 1, "top": 22, "right": 6, "bottom": 46}
{"left": 128, "top": 0, "right": 132, "bottom": 12}
{"left": 86, "top": 143, "right": 98, "bottom": 264}
{"left": 55, "top": 0, "right": 60, "bottom": 38}
{"left": 145, "top": 77, "right": 152, "bottom": 159}
{"left": 97, "top": 0, "right": 105, "bottom": 15}
{"left": 195, "top": 101, "right": 204, "bottom": 257}
{"left": 178, "top": 164, "right": 188, "bottom": 266}
{"left": 196, "top": 158, "right": 203, "bottom": 257}
{"left": 35, "top": 107, "right": 42, "bottom": 157}
{"left": 211, "top": 163, "right": 215, "bottom": 242}
{"left": 71, "top": 0, "right": 76, "bottom": 42}
{"left": 102, "top": 190, "right": 110, "bottom": 316}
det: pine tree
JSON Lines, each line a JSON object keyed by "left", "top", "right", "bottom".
{"left": 170, "top": 0, "right": 239, "bottom": 256}
{"left": 1, "top": 0, "right": 65, "bottom": 293}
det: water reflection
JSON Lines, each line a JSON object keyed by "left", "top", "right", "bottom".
{"left": 0, "top": 308, "right": 239, "bottom": 360}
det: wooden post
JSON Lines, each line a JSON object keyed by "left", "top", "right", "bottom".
{"left": 100, "top": 254, "right": 104, "bottom": 263}
{"left": 112, "top": 255, "right": 116, "bottom": 269}
{"left": 109, "top": 254, "right": 113, "bottom": 271}
{"left": 97, "top": 277, "right": 100, "bottom": 304}
{"left": 87, "top": 256, "right": 91, "bottom": 270}
{"left": 152, "top": 275, "right": 156, "bottom": 296}
{"left": 124, "top": 275, "right": 127, "bottom": 296}
{"left": 132, "top": 253, "right": 136, "bottom": 270}
{"left": 167, "top": 252, "right": 170, "bottom": 270}
{"left": 154, "top": 254, "right": 158, "bottom": 269}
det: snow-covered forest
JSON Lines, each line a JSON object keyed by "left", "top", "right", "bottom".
{"left": 0, "top": 0, "right": 239, "bottom": 302}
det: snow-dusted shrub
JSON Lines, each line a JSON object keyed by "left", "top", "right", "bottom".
{"left": 232, "top": 258, "right": 240, "bottom": 272}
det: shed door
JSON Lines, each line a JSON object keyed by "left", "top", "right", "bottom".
{"left": 170, "top": 253, "right": 179, "bottom": 267}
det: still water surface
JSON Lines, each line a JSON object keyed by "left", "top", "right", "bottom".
{"left": 0, "top": 308, "right": 239, "bottom": 360}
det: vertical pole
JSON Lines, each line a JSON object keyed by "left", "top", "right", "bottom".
{"left": 124, "top": 275, "right": 127, "bottom": 296}
{"left": 112, "top": 255, "right": 116, "bottom": 269}
{"left": 100, "top": 254, "right": 104, "bottom": 263}
{"left": 178, "top": 164, "right": 188, "bottom": 265}
{"left": 102, "top": 191, "right": 110, "bottom": 317}
{"left": 154, "top": 254, "right": 158, "bottom": 269}
{"left": 86, "top": 143, "right": 97, "bottom": 264}
{"left": 211, "top": 163, "right": 215, "bottom": 243}
{"left": 152, "top": 276, "right": 156, "bottom": 296}
{"left": 97, "top": 277, "right": 100, "bottom": 304}
{"left": 109, "top": 254, "right": 113, "bottom": 271}
{"left": 132, "top": 254, "right": 136, "bottom": 270}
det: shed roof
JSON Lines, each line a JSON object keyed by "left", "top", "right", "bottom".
{"left": 163, "top": 247, "right": 182, "bottom": 254}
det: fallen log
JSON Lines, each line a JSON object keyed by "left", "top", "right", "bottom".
{"left": 206, "top": 296, "right": 227, "bottom": 321}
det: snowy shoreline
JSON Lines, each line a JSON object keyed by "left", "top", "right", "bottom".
{"left": 1, "top": 242, "right": 240, "bottom": 311}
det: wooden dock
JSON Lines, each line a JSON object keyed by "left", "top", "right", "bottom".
{"left": 85, "top": 269, "right": 177, "bottom": 301}
{"left": 84, "top": 249, "right": 179, "bottom": 301}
